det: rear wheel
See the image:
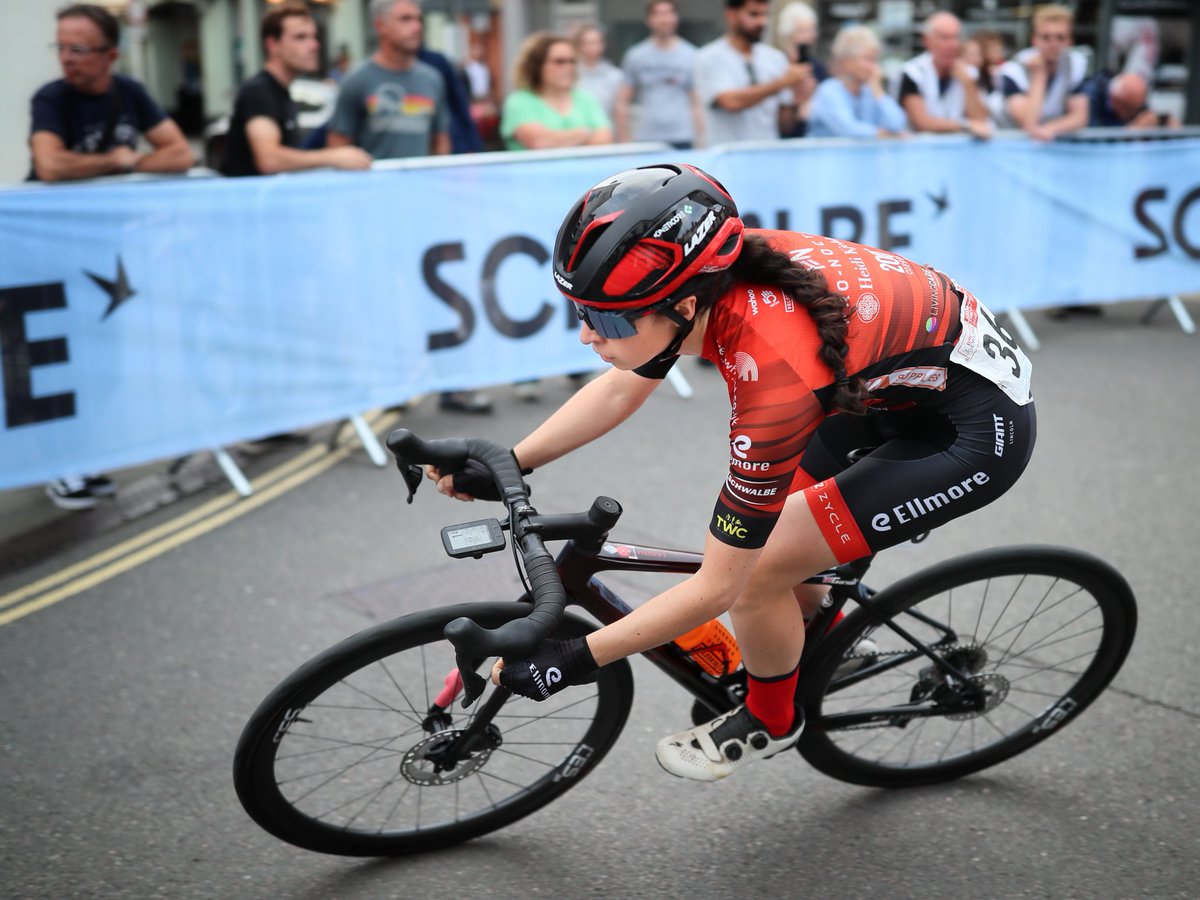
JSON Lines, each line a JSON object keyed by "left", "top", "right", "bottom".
{"left": 234, "top": 603, "right": 634, "bottom": 855}
{"left": 797, "top": 546, "right": 1136, "bottom": 787}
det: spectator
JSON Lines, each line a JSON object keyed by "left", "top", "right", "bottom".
{"left": 776, "top": 1, "right": 824, "bottom": 138}
{"left": 500, "top": 32, "right": 612, "bottom": 152}
{"left": 808, "top": 26, "right": 907, "bottom": 138}
{"left": 1089, "top": 71, "right": 1179, "bottom": 129}
{"left": 502, "top": 32, "right": 612, "bottom": 400}
{"left": 30, "top": 4, "right": 192, "bottom": 511}
{"left": 462, "top": 36, "right": 500, "bottom": 148}
{"left": 694, "top": 0, "right": 808, "bottom": 144}
{"left": 965, "top": 30, "right": 1008, "bottom": 125}
{"left": 328, "top": 45, "right": 351, "bottom": 84}
{"left": 328, "top": 0, "right": 492, "bottom": 415}
{"left": 895, "top": 12, "right": 990, "bottom": 138}
{"left": 29, "top": 3, "right": 192, "bottom": 183}
{"left": 998, "top": 3, "right": 1089, "bottom": 142}
{"left": 574, "top": 25, "right": 624, "bottom": 124}
{"left": 614, "top": 0, "right": 703, "bottom": 148}
{"left": 220, "top": 2, "right": 372, "bottom": 176}
{"left": 418, "top": 44, "right": 484, "bottom": 155}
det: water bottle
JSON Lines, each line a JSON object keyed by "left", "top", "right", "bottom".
{"left": 674, "top": 619, "right": 742, "bottom": 677}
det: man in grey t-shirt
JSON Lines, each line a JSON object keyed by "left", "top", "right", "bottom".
{"left": 327, "top": 0, "right": 449, "bottom": 159}
{"left": 694, "top": 0, "right": 808, "bottom": 145}
{"left": 615, "top": 0, "right": 703, "bottom": 147}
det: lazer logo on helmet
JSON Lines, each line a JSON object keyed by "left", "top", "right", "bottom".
{"left": 653, "top": 203, "right": 694, "bottom": 238}
{"left": 554, "top": 271, "right": 573, "bottom": 291}
{"left": 683, "top": 210, "right": 718, "bottom": 256}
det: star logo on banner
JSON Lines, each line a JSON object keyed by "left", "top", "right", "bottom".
{"left": 85, "top": 256, "right": 137, "bottom": 320}
{"left": 926, "top": 187, "right": 950, "bottom": 218}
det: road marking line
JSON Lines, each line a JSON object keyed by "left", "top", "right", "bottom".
{"left": 0, "top": 414, "right": 398, "bottom": 628}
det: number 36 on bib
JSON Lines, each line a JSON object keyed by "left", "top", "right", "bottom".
{"left": 950, "top": 290, "right": 1034, "bottom": 406}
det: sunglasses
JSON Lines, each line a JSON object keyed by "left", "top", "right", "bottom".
{"left": 572, "top": 302, "right": 644, "bottom": 339}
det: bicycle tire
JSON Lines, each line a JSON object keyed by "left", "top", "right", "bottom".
{"left": 796, "top": 545, "right": 1136, "bottom": 788}
{"left": 234, "top": 602, "right": 634, "bottom": 855}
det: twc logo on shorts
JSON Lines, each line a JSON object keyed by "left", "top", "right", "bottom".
{"left": 733, "top": 352, "right": 758, "bottom": 382}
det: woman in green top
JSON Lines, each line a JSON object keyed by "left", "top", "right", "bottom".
{"left": 501, "top": 32, "right": 613, "bottom": 152}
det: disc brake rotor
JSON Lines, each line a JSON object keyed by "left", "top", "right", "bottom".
{"left": 947, "top": 672, "right": 1010, "bottom": 720}
{"left": 400, "top": 730, "right": 493, "bottom": 785}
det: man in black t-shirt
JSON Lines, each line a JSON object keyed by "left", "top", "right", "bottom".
{"left": 29, "top": 4, "right": 192, "bottom": 183}
{"left": 220, "top": 3, "right": 371, "bottom": 177}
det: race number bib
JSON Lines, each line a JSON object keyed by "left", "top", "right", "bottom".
{"left": 950, "top": 290, "right": 1033, "bottom": 406}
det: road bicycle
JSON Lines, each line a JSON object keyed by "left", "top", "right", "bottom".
{"left": 233, "top": 429, "right": 1137, "bottom": 856}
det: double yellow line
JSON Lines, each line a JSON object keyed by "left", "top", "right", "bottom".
{"left": 0, "top": 412, "right": 400, "bottom": 628}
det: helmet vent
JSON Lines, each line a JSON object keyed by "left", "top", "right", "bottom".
{"left": 603, "top": 242, "right": 675, "bottom": 296}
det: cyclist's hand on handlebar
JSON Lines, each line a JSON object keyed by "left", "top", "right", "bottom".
{"left": 425, "top": 452, "right": 532, "bottom": 503}
{"left": 492, "top": 636, "right": 599, "bottom": 701}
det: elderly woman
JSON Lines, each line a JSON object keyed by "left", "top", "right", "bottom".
{"left": 807, "top": 25, "right": 907, "bottom": 137}
{"left": 776, "top": 1, "right": 825, "bottom": 137}
{"left": 500, "top": 31, "right": 613, "bottom": 151}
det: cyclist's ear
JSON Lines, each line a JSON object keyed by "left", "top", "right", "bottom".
{"left": 671, "top": 295, "right": 698, "bottom": 322}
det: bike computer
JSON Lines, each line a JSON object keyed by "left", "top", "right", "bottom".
{"left": 440, "top": 518, "right": 506, "bottom": 559}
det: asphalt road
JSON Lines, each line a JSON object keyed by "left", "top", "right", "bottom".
{"left": 2, "top": 301, "right": 1198, "bottom": 900}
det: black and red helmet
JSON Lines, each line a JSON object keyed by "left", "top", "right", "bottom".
{"left": 552, "top": 164, "right": 744, "bottom": 334}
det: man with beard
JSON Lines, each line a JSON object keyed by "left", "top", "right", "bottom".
{"left": 694, "top": 0, "right": 810, "bottom": 145}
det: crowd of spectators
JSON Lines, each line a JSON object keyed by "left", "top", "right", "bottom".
{"left": 23, "top": 0, "right": 1186, "bottom": 509}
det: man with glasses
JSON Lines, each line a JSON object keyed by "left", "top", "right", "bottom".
{"left": 998, "top": 3, "right": 1089, "bottom": 141}
{"left": 29, "top": 3, "right": 192, "bottom": 182}
{"left": 694, "top": 0, "right": 810, "bottom": 146}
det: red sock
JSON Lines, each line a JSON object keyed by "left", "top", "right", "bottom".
{"left": 746, "top": 664, "right": 800, "bottom": 737}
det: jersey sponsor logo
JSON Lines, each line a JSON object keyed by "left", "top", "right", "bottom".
{"left": 761, "top": 289, "right": 779, "bottom": 308}
{"left": 746, "top": 289, "right": 759, "bottom": 316}
{"left": 866, "top": 248, "right": 915, "bottom": 275}
{"left": 725, "top": 473, "right": 779, "bottom": 506}
{"left": 714, "top": 512, "right": 750, "bottom": 540}
{"left": 865, "top": 366, "right": 947, "bottom": 392}
{"left": 988, "top": 415, "right": 1008, "bottom": 458}
{"left": 871, "top": 472, "right": 991, "bottom": 532}
{"left": 856, "top": 292, "right": 880, "bottom": 323}
{"left": 734, "top": 352, "right": 759, "bottom": 382}
{"left": 554, "top": 271, "right": 573, "bottom": 291}
{"left": 811, "top": 481, "right": 856, "bottom": 548}
{"left": 731, "top": 433, "right": 752, "bottom": 459}
{"left": 789, "top": 247, "right": 824, "bottom": 271}
{"left": 683, "top": 209, "right": 717, "bottom": 256}
{"left": 653, "top": 203, "right": 693, "bottom": 238}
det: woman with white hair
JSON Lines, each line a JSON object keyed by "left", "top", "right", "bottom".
{"left": 776, "top": 1, "right": 825, "bottom": 137}
{"left": 807, "top": 25, "right": 907, "bottom": 137}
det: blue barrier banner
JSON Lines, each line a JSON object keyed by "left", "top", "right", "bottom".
{"left": 1, "top": 139, "right": 1197, "bottom": 489}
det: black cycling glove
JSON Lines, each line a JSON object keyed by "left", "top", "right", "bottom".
{"left": 451, "top": 452, "right": 532, "bottom": 502}
{"left": 500, "top": 636, "right": 599, "bottom": 701}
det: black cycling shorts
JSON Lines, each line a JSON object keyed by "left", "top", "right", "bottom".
{"left": 793, "top": 365, "right": 1037, "bottom": 562}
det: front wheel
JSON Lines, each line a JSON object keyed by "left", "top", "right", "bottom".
{"left": 234, "top": 603, "right": 634, "bottom": 855}
{"left": 797, "top": 546, "right": 1136, "bottom": 788}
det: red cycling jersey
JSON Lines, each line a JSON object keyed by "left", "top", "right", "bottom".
{"left": 700, "top": 229, "right": 965, "bottom": 550}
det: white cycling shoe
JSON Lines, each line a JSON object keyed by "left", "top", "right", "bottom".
{"left": 655, "top": 705, "right": 805, "bottom": 782}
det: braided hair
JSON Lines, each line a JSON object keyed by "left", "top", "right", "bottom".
{"left": 689, "top": 233, "right": 869, "bottom": 415}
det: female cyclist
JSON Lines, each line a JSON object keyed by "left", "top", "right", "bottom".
{"left": 428, "top": 163, "right": 1036, "bottom": 782}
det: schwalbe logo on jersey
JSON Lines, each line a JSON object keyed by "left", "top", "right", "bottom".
{"left": 554, "top": 271, "right": 573, "bottom": 291}
{"left": 653, "top": 203, "right": 694, "bottom": 238}
{"left": 683, "top": 210, "right": 718, "bottom": 256}
{"left": 856, "top": 292, "right": 880, "bottom": 323}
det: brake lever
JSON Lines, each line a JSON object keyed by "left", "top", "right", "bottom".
{"left": 398, "top": 462, "right": 423, "bottom": 504}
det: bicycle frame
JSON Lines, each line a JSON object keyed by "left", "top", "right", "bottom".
{"left": 546, "top": 537, "right": 876, "bottom": 720}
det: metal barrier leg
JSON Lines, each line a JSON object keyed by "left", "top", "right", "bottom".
{"left": 666, "top": 364, "right": 694, "bottom": 399}
{"left": 1004, "top": 308, "right": 1041, "bottom": 352}
{"left": 1140, "top": 296, "right": 1196, "bottom": 334}
{"left": 212, "top": 447, "right": 253, "bottom": 497}
{"left": 348, "top": 413, "right": 388, "bottom": 466}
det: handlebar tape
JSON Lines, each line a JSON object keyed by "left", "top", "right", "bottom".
{"left": 386, "top": 428, "right": 567, "bottom": 705}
